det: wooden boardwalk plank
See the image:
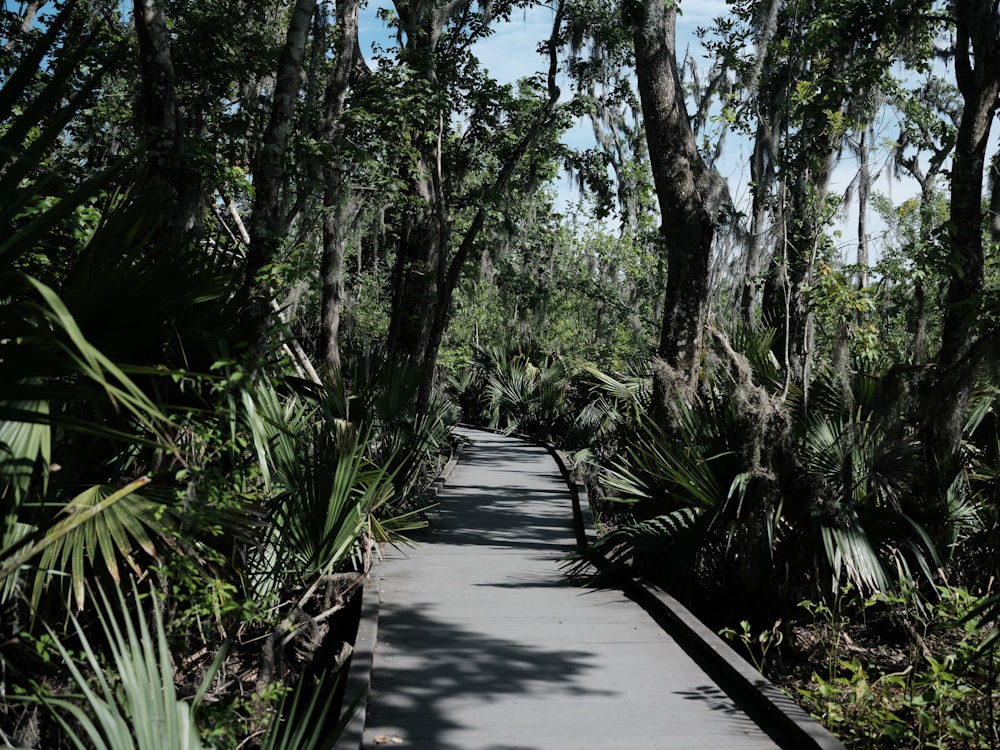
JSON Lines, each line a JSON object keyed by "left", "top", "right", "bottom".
{"left": 362, "top": 430, "right": 782, "bottom": 749}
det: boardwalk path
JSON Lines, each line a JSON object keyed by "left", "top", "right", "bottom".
{"left": 362, "top": 429, "right": 782, "bottom": 749}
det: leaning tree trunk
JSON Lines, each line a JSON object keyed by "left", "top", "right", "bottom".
{"left": 386, "top": 0, "right": 564, "bottom": 414}
{"left": 419, "top": 16, "right": 564, "bottom": 411}
{"left": 630, "top": 0, "right": 716, "bottom": 400}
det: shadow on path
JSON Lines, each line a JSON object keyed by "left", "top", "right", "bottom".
{"left": 364, "top": 430, "right": 795, "bottom": 749}
{"left": 418, "top": 484, "right": 574, "bottom": 552}
{"left": 368, "top": 605, "right": 610, "bottom": 746}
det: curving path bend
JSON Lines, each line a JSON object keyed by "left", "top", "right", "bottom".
{"left": 361, "top": 429, "right": 784, "bottom": 750}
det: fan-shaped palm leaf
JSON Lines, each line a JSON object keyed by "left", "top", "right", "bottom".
{"left": 588, "top": 507, "right": 705, "bottom": 568}
{"left": 0, "top": 478, "right": 169, "bottom": 609}
{"left": 800, "top": 410, "right": 942, "bottom": 594}
{"left": 242, "top": 379, "right": 404, "bottom": 581}
{"left": 271, "top": 427, "right": 396, "bottom": 576}
{"left": 23, "top": 582, "right": 223, "bottom": 750}
{"left": 581, "top": 364, "right": 648, "bottom": 422}
{"left": 29, "top": 484, "right": 177, "bottom": 611}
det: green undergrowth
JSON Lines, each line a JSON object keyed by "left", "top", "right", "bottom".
{"left": 725, "top": 585, "right": 1000, "bottom": 749}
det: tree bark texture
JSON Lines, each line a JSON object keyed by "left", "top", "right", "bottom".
{"left": 133, "top": 0, "right": 198, "bottom": 248}
{"left": 241, "top": 0, "right": 318, "bottom": 342}
{"left": 631, "top": 0, "right": 715, "bottom": 390}
{"left": 921, "top": 0, "right": 1000, "bottom": 473}
{"left": 318, "top": 0, "right": 364, "bottom": 374}
{"left": 319, "top": 199, "right": 353, "bottom": 373}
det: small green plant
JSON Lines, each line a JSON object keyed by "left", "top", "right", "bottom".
{"left": 797, "top": 658, "right": 909, "bottom": 745}
{"left": 720, "top": 619, "right": 784, "bottom": 675}
{"left": 795, "top": 585, "right": 999, "bottom": 748}
{"left": 797, "top": 583, "right": 865, "bottom": 682}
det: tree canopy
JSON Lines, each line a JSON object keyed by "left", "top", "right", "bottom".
{"left": 3, "top": 0, "right": 1000, "bottom": 746}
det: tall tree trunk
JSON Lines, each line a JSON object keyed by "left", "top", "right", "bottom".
{"left": 781, "top": 141, "right": 836, "bottom": 387}
{"left": 741, "top": 116, "right": 778, "bottom": 324}
{"left": 319, "top": 199, "right": 353, "bottom": 373}
{"left": 921, "top": 0, "right": 1000, "bottom": 477}
{"left": 419, "top": 44, "right": 563, "bottom": 408}
{"left": 387, "top": 0, "right": 564, "bottom": 413}
{"left": 894, "top": 80, "right": 956, "bottom": 364}
{"left": 133, "top": 0, "right": 198, "bottom": 248}
{"left": 856, "top": 127, "right": 871, "bottom": 289}
{"left": 240, "top": 0, "right": 318, "bottom": 344}
{"left": 987, "top": 147, "right": 1000, "bottom": 258}
{"left": 737, "top": 0, "right": 782, "bottom": 325}
{"left": 630, "top": 0, "right": 715, "bottom": 396}
{"left": 386, "top": 147, "right": 448, "bottom": 372}
{"left": 318, "top": 0, "right": 364, "bottom": 374}
{"left": 910, "top": 179, "right": 939, "bottom": 363}
{"left": 383, "top": 0, "right": 458, "bottom": 395}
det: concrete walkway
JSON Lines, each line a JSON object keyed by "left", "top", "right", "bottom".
{"left": 362, "top": 430, "right": 782, "bottom": 749}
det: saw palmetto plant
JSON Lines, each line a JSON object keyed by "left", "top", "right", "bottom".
{"left": 579, "top": 329, "right": 970, "bottom": 623}
{"left": 17, "top": 582, "right": 345, "bottom": 750}
{"left": 0, "top": 6, "right": 180, "bottom": 617}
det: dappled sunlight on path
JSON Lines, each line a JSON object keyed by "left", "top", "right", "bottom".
{"left": 362, "top": 429, "right": 780, "bottom": 750}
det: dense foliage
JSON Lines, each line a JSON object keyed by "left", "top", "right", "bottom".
{"left": 2, "top": 0, "right": 999, "bottom": 747}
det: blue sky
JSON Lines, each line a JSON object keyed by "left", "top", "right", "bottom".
{"left": 357, "top": 0, "right": 734, "bottom": 224}
{"left": 356, "top": 1, "right": 726, "bottom": 100}
{"left": 354, "top": 1, "right": 990, "bottom": 261}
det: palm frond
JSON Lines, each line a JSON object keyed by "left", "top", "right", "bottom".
{"left": 581, "top": 364, "right": 648, "bottom": 421}
{"left": 819, "top": 519, "right": 892, "bottom": 594}
{"left": 26, "top": 583, "right": 215, "bottom": 750}
{"left": 272, "top": 429, "right": 396, "bottom": 576}
{"left": 259, "top": 673, "right": 349, "bottom": 750}
{"left": 592, "top": 507, "right": 706, "bottom": 566}
{"left": 0, "top": 399, "right": 51, "bottom": 506}
{"left": 27, "top": 275, "right": 172, "bottom": 436}
{"left": 28, "top": 484, "right": 177, "bottom": 611}
{"left": 0, "top": 477, "right": 169, "bottom": 611}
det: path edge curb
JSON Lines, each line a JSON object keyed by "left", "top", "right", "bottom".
{"left": 333, "top": 578, "right": 379, "bottom": 750}
{"left": 334, "top": 432, "right": 467, "bottom": 750}
{"left": 543, "top": 441, "right": 846, "bottom": 750}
